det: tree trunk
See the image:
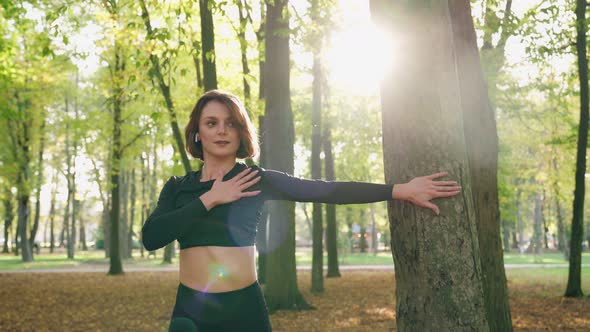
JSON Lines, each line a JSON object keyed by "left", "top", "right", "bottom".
{"left": 10, "top": 92, "right": 33, "bottom": 262}
{"left": 128, "top": 167, "right": 136, "bottom": 258}
{"left": 256, "top": 115, "right": 268, "bottom": 284}
{"left": 3, "top": 187, "right": 14, "bottom": 254}
{"left": 63, "top": 174, "right": 71, "bottom": 257}
{"left": 346, "top": 207, "right": 353, "bottom": 254}
{"left": 103, "top": 196, "right": 111, "bottom": 257}
{"left": 263, "top": 0, "right": 311, "bottom": 311}
{"left": 516, "top": 188, "right": 523, "bottom": 248}
{"left": 140, "top": 154, "right": 148, "bottom": 258}
{"left": 566, "top": 0, "right": 588, "bottom": 298}
{"left": 48, "top": 168, "right": 57, "bottom": 253}
{"left": 359, "top": 226, "right": 367, "bottom": 254}
{"left": 120, "top": 171, "right": 129, "bottom": 259}
{"left": 552, "top": 156, "right": 568, "bottom": 257}
{"left": 542, "top": 190, "right": 549, "bottom": 249}
{"left": 502, "top": 219, "right": 510, "bottom": 251}
{"left": 17, "top": 193, "right": 32, "bottom": 262}
{"left": 78, "top": 200, "right": 87, "bottom": 251}
{"left": 256, "top": 1, "right": 266, "bottom": 100}
{"left": 64, "top": 93, "right": 75, "bottom": 259}
{"left": 30, "top": 116, "right": 45, "bottom": 250}
{"left": 373, "top": 0, "right": 489, "bottom": 329}
{"left": 448, "top": 0, "right": 512, "bottom": 329}
{"left": 200, "top": 0, "right": 218, "bottom": 91}
{"left": 108, "top": 30, "right": 125, "bottom": 275}
{"left": 237, "top": 0, "right": 251, "bottom": 100}
{"left": 324, "top": 124, "right": 340, "bottom": 277}
{"left": 310, "top": 0, "right": 324, "bottom": 292}
{"left": 370, "top": 204, "right": 378, "bottom": 255}
{"left": 532, "top": 191, "right": 544, "bottom": 256}
{"left": 147, "top": 137, "right": 159, "bottom": 258}
{"left": 511, "top": 231, "right": 519, "bottom": 250}
{"left": 15, "top": 219, "right": 20, "bottom": 255}
{"left": 163, "top": 242, "right": 174, "bottom": 263}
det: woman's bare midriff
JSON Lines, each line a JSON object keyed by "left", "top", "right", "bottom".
{"left": 179, "top": 245, "right": 257, "bottom": 293}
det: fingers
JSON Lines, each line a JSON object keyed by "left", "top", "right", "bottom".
{"left": 436, "top": 190, "right": 461, "bottom": 198}
{"left": 433, "top": 180, "right": 458, "bottom": 186}
{"left": 425, "top": 172, "right": 448, "bottom": 180}
{"left": 420, "top": 201, "right": 439, "bottom": 215}
{"left": 235, "top": 168, "right": 259, "bottom": 185}
{"left": 233, "top": 167, "right": 254, "bottom": 181}
{"left": 239, "top": 175, "right": 261, "bottom": 190}
{"left": 435, "top": 185, "right": 461, "bottom": 192}
{"left": 240, "top": 190, "right": 261, "bottom": 197}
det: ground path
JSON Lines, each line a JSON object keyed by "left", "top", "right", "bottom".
{"left": 1, "top": 263, "right": 588, "bottom": 273}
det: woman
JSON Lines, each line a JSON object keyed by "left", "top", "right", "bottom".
{"left": 142, "top": 90, "right": 461, "bottom": 332}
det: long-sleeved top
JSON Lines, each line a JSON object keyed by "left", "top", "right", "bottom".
{"left": 141, "top": 162, "right": 394, "bottom": 250}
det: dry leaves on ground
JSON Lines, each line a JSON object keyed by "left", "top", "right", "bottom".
{"left": 0, "top": 270, "right": 588, "bottom": 331}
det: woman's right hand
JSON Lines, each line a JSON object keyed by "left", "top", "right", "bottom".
{"left": 199, "top": 168, "right": 261, "bottom": 210}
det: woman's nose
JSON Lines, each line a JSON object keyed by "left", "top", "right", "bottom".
{"left": 217, "top": 123, "right": 228, "bottom": 134}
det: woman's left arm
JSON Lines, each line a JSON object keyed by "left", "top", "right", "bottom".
{"left": 257, "top": 168, "right": 461, "bottom": 214}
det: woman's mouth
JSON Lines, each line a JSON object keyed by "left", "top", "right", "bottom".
{"left": 214, "top": 140, "right": 230, "bottom": 146}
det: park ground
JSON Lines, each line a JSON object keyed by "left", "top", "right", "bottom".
{"left": 0, "top": 251, "right": 589, "bottom": 331}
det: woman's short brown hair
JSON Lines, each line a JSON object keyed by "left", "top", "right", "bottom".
{"left": 185, "top": 90, "right": 259, "bottom": 160}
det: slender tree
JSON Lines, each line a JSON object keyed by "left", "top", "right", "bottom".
{"left": 263, "top": 0, "right": 312, "bottom": 311}
{"left": 29, "top": 115, "right": 46, "bottom": 250}
{"left": 565, "top": 0, "right": 588, "bottom": 298}
{"left": 200, "top": 0, "right": 218, "bottom": 90}
{"left": 2, "top": 187, "right": 14, "bottom": 254}
{"left": 324, "top": 124, "right": 340, "bottom": 277}
{"left": 309, "top": 0, "right": 324, "bottom": 293}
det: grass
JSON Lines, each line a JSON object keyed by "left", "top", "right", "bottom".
{"left": 1, "top": 249, "right": 588, "bottom": 270}
{"left": 0, "top": 249, "right": 177, "bottom": 270}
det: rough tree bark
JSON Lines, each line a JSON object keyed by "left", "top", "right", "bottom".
{"left": 372, "top": 0, "right": 490, "bottom": 329}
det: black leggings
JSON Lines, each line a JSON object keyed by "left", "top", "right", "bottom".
{"left": 169, "top": 281, "right": 273, "bottom": 332}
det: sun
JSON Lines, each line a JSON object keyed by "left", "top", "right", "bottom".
{"left": 324, "top": 4, "right": 395, "bottom": 96}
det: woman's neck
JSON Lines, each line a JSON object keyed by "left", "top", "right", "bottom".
{"left": 200, "top": 158, "right": 237, "bottom": 181}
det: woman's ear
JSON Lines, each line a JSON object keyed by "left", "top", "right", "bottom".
{"left": 195, "top": 132, "right": 200, "bottom": 142}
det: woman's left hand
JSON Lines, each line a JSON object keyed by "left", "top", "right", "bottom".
{"left": 392, "top": 172, "right": 461, "bottom": 215}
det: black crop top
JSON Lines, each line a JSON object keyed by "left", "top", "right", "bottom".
{"left": 141, "top": 162, "right": 394, "bottom": 250}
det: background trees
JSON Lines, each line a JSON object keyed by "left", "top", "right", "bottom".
{"left": 0, "top": 0, "right": 587, "bottom": 323}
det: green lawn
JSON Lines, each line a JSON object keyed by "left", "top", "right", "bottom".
{"left": 294, "top": 250, "right": 589, "bottom": 266}
{"left": 0, "top": 250, "right": 588, "bottom": 271}
{"left": 0, "top": 250, "right": 177, "bottom": 270}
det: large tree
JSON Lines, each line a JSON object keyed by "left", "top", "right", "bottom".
{"left": 373, "top": 0, "right": 496, "bottom": 329}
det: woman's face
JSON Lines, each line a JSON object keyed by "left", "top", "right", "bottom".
{"left": 198, "top": 100, "right": 241, "bottom": 161}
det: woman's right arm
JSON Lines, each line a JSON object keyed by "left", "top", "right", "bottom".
{"left": 141, "top": 177, "right": 209, "bottom": 251}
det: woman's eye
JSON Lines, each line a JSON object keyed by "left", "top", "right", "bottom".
{"left": 227, "top": 122, "right": 235, "bottom": 128}
{"left": 207, "top": 122, "right": 215, "bottom": 127}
